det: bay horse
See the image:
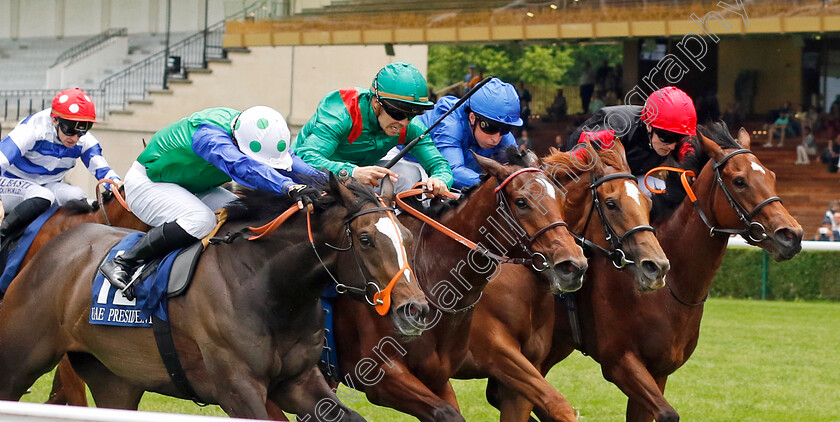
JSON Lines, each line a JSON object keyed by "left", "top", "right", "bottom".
{"left": 0, "top": 176, "right": 428, "bottom": 420}
{"left": 455, "top": 140, "right": 670, "bottom": 422}
{"left": 330, "top": 150, "right": 588, "bottom": 422}
{"left": 0, "top": 186, "right": 148, "bottom": 406}
{"left": 517, "top": 122, "right": 802, "bottom": 422}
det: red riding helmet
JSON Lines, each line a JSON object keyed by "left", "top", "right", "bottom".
{"left": 51, "top": 88, "right": 98, "bottom": 123}
{"left": 640, "top": 86, "right": 696, "bottom": 136}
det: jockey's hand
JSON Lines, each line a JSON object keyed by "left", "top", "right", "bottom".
{"left": 425, "top": 177, "right": 449, "bottom": 197}
{"left": 287, "top": 184, "right": 321, "bottom": 209}
{"left": 352, "top": 166, "right": 398, "bottom": 187}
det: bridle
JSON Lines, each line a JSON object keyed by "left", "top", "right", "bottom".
{"left": 645, "top": 148, "right": 782, "bottom": 243}
{"left": 573, "top": 171, "right": 655, "bottom": 269}
{"left": 209, "top": 196, "right": 411, "bottom": 316}
{"left": 395, "top": 168, "right": 570, "bottom": 313}
{"left": 311, "top": 198, "right": 411, "bottom": 316}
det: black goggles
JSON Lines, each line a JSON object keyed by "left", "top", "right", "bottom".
{"left": 57, "top": 118, "right": 93, "bottom": 137}
{"left": 476, "top": 115, "right": 511, "bottom": 136}
{"left": 652, "top": 128, "right": 687, "bottom": 145}
{"left": 379, "top": 98, "right": 425, "bottom": 121}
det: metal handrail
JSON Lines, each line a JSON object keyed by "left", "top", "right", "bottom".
{"left": 52, "top": 28, "right": 128, "bottom": 67}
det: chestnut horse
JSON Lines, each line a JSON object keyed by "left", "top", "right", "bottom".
{"left": 0, "top": 177, "right": 429, "bottom": 420}
{"left": 329, "top": 150, "right": 588, "bottom": 422}
{"left": 515, "top": 123, "right": 802, "bottom": 422}
{"left": 1, "top": 187, "right": 148, "bottom": 407}
{"left": 455, "top": 141, "right": 670, "bottom": 422}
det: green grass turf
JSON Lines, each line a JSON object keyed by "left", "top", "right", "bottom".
{"left": 20, "top": 298, "right": 840, "bottom": 421}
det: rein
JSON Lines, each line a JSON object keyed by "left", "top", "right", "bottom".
{"left": 572, "top": 171, "right": 655, "bottom": 269}
{"left": 209, "top": 196, "right": 410, "bottom": 315}
{"left": 396, "top": 168, "right": 566, "bottom": 273}
{"left": 95, "top": 179, "right": 132, "bottom": 226}
{"left": 644, "top": 148, "right": 781, "bottom": 243}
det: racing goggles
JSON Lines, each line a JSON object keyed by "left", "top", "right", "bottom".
{"left": 476, "top": 115, "right": 511, "bottom": 136}
{"left": 57, "top": 118, "right": 93, "bottom": 137}
{"left": 652, "top": 127, "right": 688, "bottom": 145}
{"left": 379, "top": 98, "right": 425, "bottom": 121}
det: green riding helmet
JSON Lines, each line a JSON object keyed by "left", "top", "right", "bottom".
{"left": 372, "top": 62, "right": 434, "bottom": 116}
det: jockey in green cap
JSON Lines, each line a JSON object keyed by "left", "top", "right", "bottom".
{"left": 294, "top": 62, "right": 453, "bottom": 195}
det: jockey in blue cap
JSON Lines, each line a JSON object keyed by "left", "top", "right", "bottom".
{"left": 398, "top": 77, "right": 523, "bottom": 190}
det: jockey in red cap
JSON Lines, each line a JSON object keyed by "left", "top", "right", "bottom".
{"left": 563, "top": 86, "right": 698, "bottom": 195}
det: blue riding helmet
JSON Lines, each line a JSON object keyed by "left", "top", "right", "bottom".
{"left": 466, "top": 78, "right": 524, "bottom": 126}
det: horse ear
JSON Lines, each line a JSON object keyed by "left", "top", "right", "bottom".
{"left": 379, "top": 176, "right": 395, "bottom": 206}
{"left": 521, "top": 149, "right": 541, "bottom": 168}
{"left": 699, "top": 133, "right": 724, "bottom": 161}
{"left": 472, "top": 150, "right": 509, "bottom": 180}
{"left": 736, "top": 127, "right": 751, "bottom": 149}
{"left": 330, "top": 172, "right": 357, "bottom": 207}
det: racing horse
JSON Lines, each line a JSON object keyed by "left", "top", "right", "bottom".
{"left": 0, "top": 185, "right": 148, "bottom": 406}
{"left": 455, "top": 140, "right": 670, "bottom": 422}
{"left": 516, "top": 122, "right": 802, "bottom": 422}
{"left": 0, "top": 176, "right": 428, "bottom": 420}
{"left": 330, "top": 150, "right": 588, "bottom": 421}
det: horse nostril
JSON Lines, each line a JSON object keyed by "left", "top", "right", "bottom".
{"left": 774, "top": 228, "right": 801, "bottom": 248}
{"left": 407, "top": 302, "right": 429, "bottom": 320}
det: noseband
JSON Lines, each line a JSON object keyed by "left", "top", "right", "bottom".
{"left": 574, "top": 172, "right": 655, "bottom": 269}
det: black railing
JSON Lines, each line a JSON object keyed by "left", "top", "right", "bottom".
{"left": 52, "top": 28, "right": 128, "bottom": 67}
{"left": 0, "top": 89, "right": 105, "bottom": 123}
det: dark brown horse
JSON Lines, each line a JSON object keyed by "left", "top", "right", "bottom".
{"left": 515, "top": 123, "right": 802, "bottom": 422}
{"left": 454, "top": 141, "right": 670, "bottom": 422}
{"left": 330, "top": 150, "right": 588, "bottom": 422}
{"left": 1, "top": 187, "right": 148, "bottom": 406}
{"left": 0, "top": 177, "right": 428, "bottom": 420}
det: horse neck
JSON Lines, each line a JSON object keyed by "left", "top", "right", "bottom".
{"left": 416, "top": 179, "right": 505, "bottom": 313}
{"left": 224, "top": 207, "right": 344, "bottom": 321}
{"left": 658, "top": 163, "right": 729, "bottom": 306}
{"left": 101, "top": 200, "right": 149, "bottom": 230}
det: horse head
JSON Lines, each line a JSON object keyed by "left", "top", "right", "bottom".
{"left": 473, "top": 149, "right": 588, "bottom": 293}
{"left": 544, "top": 141, "right": 670, "bottom": 291}
{"left": 696, "top": 122, "right": 803, "bottom": 261}
{"left": 329, "top": 175, "right": 429, "bottom": 337}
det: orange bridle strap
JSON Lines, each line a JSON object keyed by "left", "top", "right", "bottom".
{"left": 96, "top": 179, "right": 131, "bottom": 212}
{"left": 643, "top": 166, "right": 697, "bottom": 202}
{"left": 247, "top": 204, "right": 301, "bottom": 240}
{"left": 371, "top": 196, "right": 414, "bottom": 315}
{"left": 395, "top": 188, "right": 478, "bottom": 250}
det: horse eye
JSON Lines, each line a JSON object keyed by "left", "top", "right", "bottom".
{"left": 359, "top": 235, "right": 373, "bottom": 247}
{"left": 514, "top": 198, "right": 529, "bottom": 209}
{"left": 733, "top": 177, "right": 746, "bottom": 188}
{"left": 605, "top": 199, "right": 618, "bottom": 210}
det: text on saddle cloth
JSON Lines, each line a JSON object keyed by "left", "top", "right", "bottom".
{"left": 91, "top": 233, "right": 204, "bottom": 327}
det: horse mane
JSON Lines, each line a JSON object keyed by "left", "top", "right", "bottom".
{"left": 67, "top": 187, "right": 124, "bottom": 216}
{"left": 224, "top": 177, "right": 376, "bottom": 223}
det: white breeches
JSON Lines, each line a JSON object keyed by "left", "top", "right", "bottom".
{"left": 0, "top": 177, "right": 86, "bottom": 208}
{"left": 123, "top": 161, "right": 238, "bottom": 238}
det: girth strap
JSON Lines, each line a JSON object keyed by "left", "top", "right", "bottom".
{"left": 152, "top": 315, "right": 207, "bottom": 406}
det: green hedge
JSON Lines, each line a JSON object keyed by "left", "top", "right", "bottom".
{"left": 711, "top": 247, "right": 840, "bottom": 301}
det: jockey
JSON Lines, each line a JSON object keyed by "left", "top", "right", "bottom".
{"left": 563, "top": 86, "right": 697, "bottom": 194}
{"left": 99, "top": 106, "right": 323, "bottom": 293}
{"left": 410, "top": 77, "right": 523, "bottom": 189}
{"left": 0, "top": 88, "right": 120, "bottom": 243}
{"left": 294, "top": 62, "right": 453, "bottom": 195}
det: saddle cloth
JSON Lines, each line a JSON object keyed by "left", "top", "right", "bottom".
{"left": 90, "top": 233, "right": 204, "bottom": 327}
{"left": 0, "top": 206, "right": 60, "bottom": 293}
{"left": 319, "top": 286, "right": 343, "bottom": 381}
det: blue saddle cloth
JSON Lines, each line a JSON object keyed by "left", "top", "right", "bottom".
{"left": 0, "top": 206, "right": 60, "bottom": 292}
{"left": 89, "top": 233, "right": 183, "bottom": 327}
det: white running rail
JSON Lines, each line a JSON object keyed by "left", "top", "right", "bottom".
{"left": 0, "top": 400, "right": 262, "bottom": 422}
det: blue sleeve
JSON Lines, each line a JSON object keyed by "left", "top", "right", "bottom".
{"left": 438, "top": 143, "right": 480, "bottom": 189}
{"left": 191, "top": 124, "right": 295, "bottom": 196}
{"left": 276, "top": 153, "right": 327, "bottom": 183}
